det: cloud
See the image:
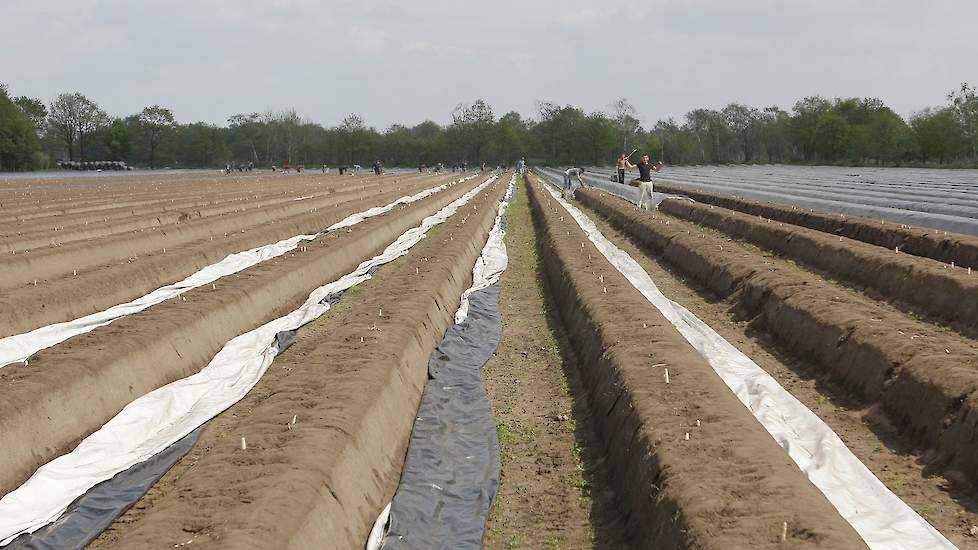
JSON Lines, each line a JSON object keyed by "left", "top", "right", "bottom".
{"left": 1, "top": 0, "right": 975, "bottom": 127}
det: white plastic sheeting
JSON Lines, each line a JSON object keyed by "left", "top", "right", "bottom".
{"left": 539, "top": 182, "right": 956, "bottom": 550}
{"left": 454, "top": 173, "right": 516, "bottom": 324}
{"left": 0, "top": 175, "right": 498, "bottom": 546}
{"left": 366, "top": 174, "right": 516, "bottom": 550}
{"left": 0, "top": 176, "right": 475, "bottom": 369}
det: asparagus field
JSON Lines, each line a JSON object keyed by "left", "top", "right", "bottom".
{"left": 2, "top": 166, "right": 978, "bottom": 549}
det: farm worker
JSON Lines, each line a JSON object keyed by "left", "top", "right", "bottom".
{"left": 633, "top": 155, "right": 662, "bottom": 210}
{"left": 517, "top": 158, "right": 526, "bottom": 175}
{"left": 564, "top": 167, "right": 585, "bottom": 192}
{"left": 616, "top": 153, "right": 635, "bottom": 184}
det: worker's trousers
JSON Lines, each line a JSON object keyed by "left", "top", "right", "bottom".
{"left": 637, "top": 181, "right": 654, "bottom": 209}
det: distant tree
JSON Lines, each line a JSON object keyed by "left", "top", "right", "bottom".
{"left": 759, "top": 107, "right": 792, "bottom": 162}
{"left": 814, "top": 112, "right": 850, "bottom": 162}
{"left": 722, "top": 103, "right": 763, "bottom": 162}
{"left": 911, "top": 107, "right": 965, "bottom": 164}
{"left": 48, "top": 93, "right": 82, "bottom": 161}
{"left": 865, "top": 106, "right": 908, "bottom": 165}
{"left": 581, "top": 112, "right": 617, "bottom": 165}
{"left": 609, "top": 98, "right": 641, "bottom": 151}
{"left": 76, "top": 96, "right": 109, "bottom": 161}
{"left": 101, "top": 118, "right": 132, "bottom": 161}
{"left": 534, "top": 100, "right": 562, "bottom": 164}
{"left": 338, "top": 113, "right": 372, "bottom": 164}
{"left": 412, "top": 120, "right": 446, "bottom": 164}
{"left": 227, "top": 113, "right": 263, "bottom": 164}
{"left": 47, "top": 93, "right": 108, "bottom": 161}
{"left": 176, "top": 122, "right": 228, "bottom": 167}
{"left": 791, "top": 96, "right": 832, "bottom": 162}
{"left": 14, "top": 96, "right": 47, "bottom": 132}
{"left": 275, "top": 108, "right": 302, "bottom": 165}
{"left": 948, "top": 82, "right": 978, "bottom": 161}
{"left": 0, "top": 83, "right": 42, "bottom": 170}
{"left": 684, "top": 108, "right": 728, "bottom": 163}
{"left": 450, "top": 99, "right": 496, "bottom": 163}
{"left": 135, "top": 105, "right": 176, "bottom": 168}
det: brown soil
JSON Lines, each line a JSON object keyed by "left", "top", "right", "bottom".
{"left": 577, "top": 202, "right": 978, "bottom": 547}
{"left": 655, "top": 181, "right": 978, "bottom": 269}
{"left": 659, "top": 197, "right": 978, "bottom": 338}
{"left": 482, "top": 177, "right": 629, "bottom": 549}
{"left": 89, "top": 175, "right": 509, "bottom": 549}
{"left": 0, "top": 175, "right": 451, "bottom": 337}
{"left": 0, "top": 176, "right": 483, "bottom": 497}
{"left": 576, "top": 186, "right": 978, "bottom": 543}
{"left": 526, "top": 175, "right": 866, "bottom": 549}
{"left": 0, "top": 171, "right": 349, "bottom": 227}
{"left": 0, "top": 173, "right": 436, "bottom": 287}
{"left": 0, "top": 172, "right": 430, "bottom": 253}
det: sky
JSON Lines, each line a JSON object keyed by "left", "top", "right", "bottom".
{"left": 2, "top": 0, "right": 975, "bottom": 129}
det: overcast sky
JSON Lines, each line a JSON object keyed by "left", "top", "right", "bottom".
{"left": 2, "top": 0, "right": 975, "bottom": 129}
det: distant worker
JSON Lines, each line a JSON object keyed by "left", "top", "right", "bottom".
{"left": 632, "top": 155, "right": 662, "bottom": 210}
{"left": 517, "top": 157, "right": 526, "bottom": 176}
{"left": 352, "top": 164, "right": 361, "bottom": 176}
{"left": 322, "top": 163, "right": 329, "bottom": 174}
{"left": 616, "top": 152, "right": 635, "bottom": 184}
{"left": 564, "top": 166, "right": 585, "bottom": 195}
{"left": 373, "top": 160, "right": 382, "bottom": 175}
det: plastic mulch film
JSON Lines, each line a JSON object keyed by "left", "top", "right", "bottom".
{"left": 0, "top": 176, "right": 479, "bottom": 369}
{"left": 367, "top": 175, "right": 516, "bottom": 550}
{"left": 537, "top": 178, "right": 955, "bottom": 550}
{"left": 0, "top": 176, "right": 498, "bottom": 546}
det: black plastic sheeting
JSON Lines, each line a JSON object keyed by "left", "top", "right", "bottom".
{"left": 3, "top": 184, "right": 482, "bottom": 548}
{"left": 381, "top": 284, "right": 504, "bottom": 550}
{"left": 4, "top": 324, "right": 305, "bottom": 550}
{"left": 4, "top": 425, "right": 205, "bottom": 550}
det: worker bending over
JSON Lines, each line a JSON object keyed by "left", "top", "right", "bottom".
{"left": 564, "top": 167, "right": 585, "bottom": 196}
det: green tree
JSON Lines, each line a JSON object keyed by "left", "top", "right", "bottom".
{"left": 176, "top": 123, "right": 228, "bottom": 167}
{"left": 135, "top": 105, "right": 177, "bottom": 168}
{"left": 13, "top": 96, "right": 47, "bottom": 132}
{"left": 581, "top": 112, "right": 617, "bottom": 165}
{"left": 911, "top": 107, "right": 965, "bottom": 164}
{"left": 948, "top": 82, "right": 978, "bottom": 161}
{"left": 814, "top": 112, "right": 850, "bottom": 162}
{"left": 0, "top": 83, "right": 42, "bottom": 171}
{"left": 791, "top": 96, "right": 831, "bottom": 162}
{"left": 609, "top": 98, "right": 642, "bottom": 152}
{"left": 449, "top": 99, "right": 496, "bottom": 163}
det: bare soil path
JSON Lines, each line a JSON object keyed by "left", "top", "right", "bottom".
{"left": 482, "top": 178, "right": 630, "bottom": 550}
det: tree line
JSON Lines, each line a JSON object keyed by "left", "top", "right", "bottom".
{"left": 1, "top": 82, "right": 976, "bottom": 171}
